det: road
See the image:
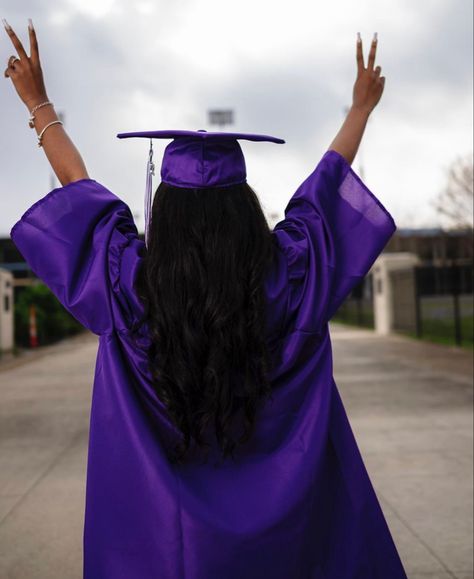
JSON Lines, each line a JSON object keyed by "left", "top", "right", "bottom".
{"left": 0, "top": 324, "right": 472, "bottom": 578}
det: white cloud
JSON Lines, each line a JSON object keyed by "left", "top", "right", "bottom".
{"left": 65, "top": 0, "right": 117, "bottom": 19}
{"left": 1, "top": 0, "right": 472, "bottom": 235}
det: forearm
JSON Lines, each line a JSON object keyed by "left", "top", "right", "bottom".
{"left": 27, "top": 100, "right": 89, "bottom": 186}
{"left": 327, "top": 105, "right": 371, "bottom": 166}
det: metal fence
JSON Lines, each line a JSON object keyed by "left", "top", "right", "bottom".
{"left": 391, "top": 264, "right": 473, "bottom": 346}
{"left": 332, "top": 274, "right": 375, "bottom": 329}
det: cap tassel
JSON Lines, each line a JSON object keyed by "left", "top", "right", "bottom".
{"left": 144, "top": 138, "right": 155, "bottom": 248}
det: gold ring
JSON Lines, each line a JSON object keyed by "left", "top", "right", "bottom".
{"left": 8, "top": 55, "right": 19, "bottom": 67}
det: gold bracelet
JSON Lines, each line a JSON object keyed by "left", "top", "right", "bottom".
{"left": 28, "top": 100, "right": 54, "bottom": 128}
{"left": 37, "top": 120, "right": 63, "bottom": 147}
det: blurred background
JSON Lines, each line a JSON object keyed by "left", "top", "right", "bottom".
{"left": 0, "top": 1, "right": 472, "bottom": 578}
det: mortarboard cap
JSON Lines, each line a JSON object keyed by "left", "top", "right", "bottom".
{"left": 116, "top": 129, "right": 285, "bottom": 247}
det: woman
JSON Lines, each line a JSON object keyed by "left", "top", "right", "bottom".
{"left": 4, "top": 19, "right": 407, "bottom": 579}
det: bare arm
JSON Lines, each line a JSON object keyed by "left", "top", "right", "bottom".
{"left": 23, "top": 102, "right": 89, "bottom": 186}
{"left": 328, "top": 33, "right": 385, "bottom": 166}
{"left": 3, "top": 19, "right": 89, "bottom": 186}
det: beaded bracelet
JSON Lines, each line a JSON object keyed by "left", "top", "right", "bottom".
{"left": 37, "top": 120, "right": 63, "bottom": 147}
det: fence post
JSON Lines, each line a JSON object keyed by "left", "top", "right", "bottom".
{"left": 414, "top": 267, "right": 422, "bottom": 339}
{"left": 0, "top": 268, "right": 14, "bottom": 355}
{"left": 372, "top": 253, "right": 420, "bottom": 335}
{"left": 451, "top": 264, "right": 462, "bottom": 346}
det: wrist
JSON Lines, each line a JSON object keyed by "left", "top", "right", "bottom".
{"left": 25, "top": 94, "right": 50, "bottom": 111}
{"left": 350, "top": 104, "right": 372, "bottom": 118}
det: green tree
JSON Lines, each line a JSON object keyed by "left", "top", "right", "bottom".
{"left": 14, "top": 282, "right": 83, "bottom": 347}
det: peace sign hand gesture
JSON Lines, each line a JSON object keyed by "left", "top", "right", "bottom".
{"left": 3, "top": 18, "right": 49, "bottom": 110}
{"left": 352, "top": 32, "right": 385, "bottom": 114}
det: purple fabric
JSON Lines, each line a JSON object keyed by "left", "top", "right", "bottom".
{"left": 116, "top": 128, "right": 285, "bottom": 143}
{"left": 10, "top": 149, "right": 407, "bottom": 579}
{"left": 160, "top": 137, "right": 248, "bottom": 188}
{"left": 116, "top": 129, "right": 285, "bottom": 188}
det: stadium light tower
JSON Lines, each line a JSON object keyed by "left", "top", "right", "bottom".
{"left": 208, "top": 109, "right": 234, "bottom": 130}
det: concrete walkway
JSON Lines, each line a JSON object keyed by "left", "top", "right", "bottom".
{"left": 0, "top": 324, "right": 472, "bottom": 578}
{"left": 330, "top": 324, "right": 473, "bottom": 579}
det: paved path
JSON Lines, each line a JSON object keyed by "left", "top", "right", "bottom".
{"left": 0, "top": 325, "right": 472, "bottom": 578}
{"left": 331, "top": 325, "right": 473, "bottom": 579}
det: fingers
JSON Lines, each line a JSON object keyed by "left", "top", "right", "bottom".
{"left": 356, "top": 33, "right": 379, "bottom": 74}
{"left": 367, "top": 33, "right": 377, "bottom": 71}
{"left": 356, "top": 32, "right": 364, "bottom": 75}
{"left": 4, "top": 54, "right": 20, "bottom": 78}
{"left": 2, "top": 21, "right": 29, "bottom": 61}
{"left": 3, "top": 61, "right": 18, "bottom": 79}
{"left": 28, "top": 19, "right": 40, "bottom": 66}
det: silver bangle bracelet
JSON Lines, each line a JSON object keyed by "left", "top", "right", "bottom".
{"left": 37, "top": 120, "right": 63, "bottom": 147}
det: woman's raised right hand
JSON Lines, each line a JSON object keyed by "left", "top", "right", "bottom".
{"left": 352, "top": 33, "right": 385, "bottom": 115}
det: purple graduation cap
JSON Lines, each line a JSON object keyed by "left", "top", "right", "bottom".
{"left": 116, "top": 129, "right": 285, "bottom": 247}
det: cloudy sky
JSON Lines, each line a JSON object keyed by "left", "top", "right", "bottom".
{"left": 0, "top": 0, "right": 472, "bottom": 237}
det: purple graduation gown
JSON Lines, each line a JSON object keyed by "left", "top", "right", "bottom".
{"left": 10, "top": 149, "right": 408, "bottom": 579}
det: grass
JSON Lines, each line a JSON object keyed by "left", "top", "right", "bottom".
{"left": 331, "top": 296, "right": 473, "bottom": 349}
{"left": 404, "top": 317, "right": 473, "bottom": 349}
{"left": 332, "top": 302, "right": 375, "bottom": 329}
{"left": 415, "top": 296, "right": 473, "bottom": 348}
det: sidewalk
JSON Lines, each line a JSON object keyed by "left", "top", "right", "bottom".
{"left": 0, "top": 324, "right": 472, "bottom": 578}
{"left": 330, "top": 323, "right": 473, "bottom": 579}
{"left": 0, "top": 330, "right": 94, "bottom": 372}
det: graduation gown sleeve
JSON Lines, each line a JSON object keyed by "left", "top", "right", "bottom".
{"left": 272, "top": 149, "right": 396, "bottom": 334}
{"left": 10, "top": 178, "right": 139, "bottom": 336}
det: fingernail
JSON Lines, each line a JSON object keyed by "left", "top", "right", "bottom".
{"left": 28, "top": 18, "right": 34, "bottom": 31}
{"left": 373, "top": 32, "right": 378, "bottom": 42}
{"left": 357, "top": 32, "right": 361, "bottom": 43}
{"left": 2, "top": 18, "right": 12, "bottom": 30}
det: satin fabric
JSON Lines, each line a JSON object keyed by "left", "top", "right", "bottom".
{"left": 10, "top": 149, "right": 408, "bottom": 579}
{"left": 116, "top": 129, "right": 285, "bottom": 189}
{"left": 161, "top": 137, "right": 248, "bottom": 188}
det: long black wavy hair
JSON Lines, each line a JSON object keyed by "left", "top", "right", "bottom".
{"left": 130, "top": 180, "right": 276, "bottom": 465}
